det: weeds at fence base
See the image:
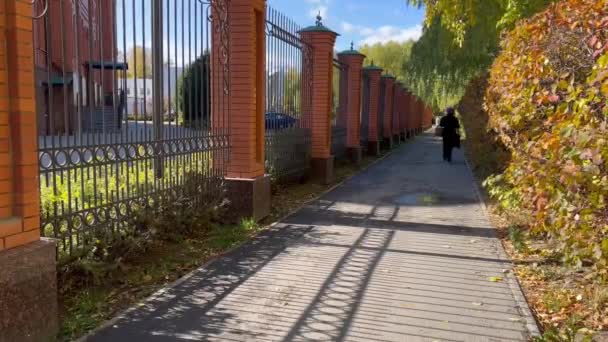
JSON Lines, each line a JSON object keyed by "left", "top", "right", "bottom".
{"left": 57, "top": 152, "right": 387, "bottom": 341}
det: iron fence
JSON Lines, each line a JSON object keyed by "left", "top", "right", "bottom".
{"left": 264, "top": 7, "right": 313, "bottom": 183}
{"left": 33, "top": 0, "right": 230, "bottom": 258}
{"left": 331, "top": 59, "right": 347, "bottom": 160}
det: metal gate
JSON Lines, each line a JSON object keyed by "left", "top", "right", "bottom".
{"left": 264, "top": 7, "right": 313, "bottom": 183}
{"left": 33, "top": 0, "right": 231, "bottom": 258}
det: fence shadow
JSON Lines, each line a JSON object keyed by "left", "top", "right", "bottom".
{"left": 89, "top": 134, "right": 528, "bottom": 342}
{"left": 88, "top": 224, "right": 315, "bottom": 341}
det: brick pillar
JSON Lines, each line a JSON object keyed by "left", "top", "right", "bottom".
{"left": 404, "top": 90, "right": 410, "bottom": 139}
{"left": 380, "top": 75, "right": 395, "bottom": 149}
{"left": 412, "top": 96, "right": 418, "bottom": 135}
{"left": 222, "top": 0, "right": 270, "bottom": 221}
{"left": 424, "top": 105, "right": 431, "bottom": 130}
{"left": 300, "top": 19, "right": 338, "bottom": 184}
{"left": 392, "top": 83, "right": 401, "bottom": 144}
{"left": 0, "top": 1, "right": 58, "bottom": 340}
{"left": 362, "top": 64, "right": 382, "bottom": 156}
{"left": 403, "top": 90, "right": 410, "bottom": 138}
{"left": 408, "top": 93, "right": 417, "bottom": 136}
{"left": 397, "top": 84, "right": 407, "bottom": 141}
{"left": 417, "top": 98, "right": 423, "bottom": 134}
{"left": 337, "top": 47, "right": 365, "bottom": 164}
{"left": 414, "top": 94, "right": 420, "bottom": 135}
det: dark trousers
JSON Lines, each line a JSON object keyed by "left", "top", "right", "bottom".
{"left": 443, "top": 139, "right": 453, "bottom": 162}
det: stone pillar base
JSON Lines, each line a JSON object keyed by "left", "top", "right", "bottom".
{"left": 382, "top": 136, "right": 393, "bottom": 150}
{"left": 347, "top": 147, "right": 362, "bottom": 165}
{"left": 367, "top": 141, "right": 380, "bottom": 156}
{"left": 0, "top": 239, "right": 58, "bottom": 342}
{"left": 393, "top": 135, "right": 401, "bottom": 145}
{"left": 311, "top": 156, "right": 334, "bottom": 185}
{"left": 226, "top": 175, "right": 271, "bottom": 221}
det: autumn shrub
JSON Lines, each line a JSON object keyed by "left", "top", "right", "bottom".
{"left": 484, "top": 0, "right": 608, "bottom": 271}
{"left": 457, "top": 73, "right": 510, "bottom": 181}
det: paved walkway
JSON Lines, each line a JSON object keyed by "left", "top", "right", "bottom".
{"left": 88, "top": 133, "right": 538, "bottom": 342}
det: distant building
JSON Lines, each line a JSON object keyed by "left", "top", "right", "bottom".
{"left": 34, "top": 0, "right": 124, "bottom": 134}
{"left": 121, "top": 65, "right": 184, "bottom": 118}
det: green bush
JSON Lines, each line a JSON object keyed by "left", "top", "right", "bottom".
{"left": 484, "top": 0, "right": 608, "bottom": 271}
{"left": 41, "top": 153, "right": 215, "bottom": 263}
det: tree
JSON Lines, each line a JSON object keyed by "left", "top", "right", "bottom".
{"left": 360, "top": 41, "right": 414, "bottom": 80}
{"left": 176, "top": 53, "right": 210, "bottom": 127}
{"left": 483, "top": 0, "right": 608, "bottom": 268}
{"left": 402, "top": 17, "right": 498, "bottom": 111}
{"left": 126, "top": 46, "right": 153, "bottom": 79}
{"left": 282, "top": 68, "right": 301, "bottom": 115}
{"left": 398, "top": 0, "right": 556, "bottom": 112}
{"left": 405, "top": 0, "right": 556, "bottom": 46}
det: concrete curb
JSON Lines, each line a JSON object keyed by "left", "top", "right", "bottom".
{"left": 463, "top": 152, "right": 541, "bottom": 338}
{"left": 76, "top": 142, "right": 405, "bottom": 342}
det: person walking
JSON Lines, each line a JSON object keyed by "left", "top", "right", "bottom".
{"left": 439, "top": 107, "right": 460, "bottom": 163}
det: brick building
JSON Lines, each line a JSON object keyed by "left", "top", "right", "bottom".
{"left": 34, "top": 0, "right": 125, "bottom": 135}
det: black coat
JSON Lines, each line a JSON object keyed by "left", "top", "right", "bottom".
{"left": 440, "top": 115, "right": 461, "bottom": 148}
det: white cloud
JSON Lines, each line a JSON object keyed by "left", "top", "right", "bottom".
{"left": 340, "top": 21, "right": 372, "bottom": 35}
{"left": 305, "top": 0, "right": 323, "bottom": 3}
{"left": 358, "top": 25, "right": 423, "bottom": 45}
{"left": 341, "top": 21, "right": 355, "bottom": 33}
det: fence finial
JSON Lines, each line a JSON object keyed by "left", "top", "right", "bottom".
{"left": 316, "top": 11, "right": 323, "bottom": 26}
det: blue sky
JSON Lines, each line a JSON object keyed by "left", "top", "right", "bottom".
{"left": 114, "top": 0, "right": 425, "bottom": 66}
{"left": 267, "top": 0, "right": 425, "bottom": 51}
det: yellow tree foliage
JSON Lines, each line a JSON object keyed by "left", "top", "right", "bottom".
{"left": 484, "top": 0, "right": 608, "bottom": 271}
{"left": 360, "top": 41, "right": 414, "bottom": 80}
{"left": 407, "top": 0, "right": 556, "bottom": 46}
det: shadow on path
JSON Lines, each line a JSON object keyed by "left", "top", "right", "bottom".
{"left": 88, "top": 133, "right": 535, "bottom": 342}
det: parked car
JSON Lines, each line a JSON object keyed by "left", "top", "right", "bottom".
{"left": 265, "top": 112, "right": 298, "bottom": 130}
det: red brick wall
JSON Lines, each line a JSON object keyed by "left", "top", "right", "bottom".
{"left": 224, "top": 0, "right": 266, "bottom": 179}
{"left": 381, "top": 77, "right": 394, "bottom": 139}
{"left": 301, "top": 30, "right": 337, "bottom": 159}
{"left": 364, "top": 69, "right": 382, "bottom": 142}
{"left": 392, "top": 84, "right": 400, "bottom": 135}
{"left": 338, "top": 53, "right": 364, "bottom": 148}
{"left": 1, "top": 0, "right": 41, "bottom": 251}
{"left": 408, "top": 93, "right": 417, "bottom": 133}
{"left": 400, "top": 87, "right": 406, "bottom": 133}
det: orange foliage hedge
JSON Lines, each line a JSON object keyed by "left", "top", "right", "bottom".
{"left": 484, "top": 0, "right": 608, "bottom": 270}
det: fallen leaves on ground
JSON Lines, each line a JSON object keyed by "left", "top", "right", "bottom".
{"left": 485, "top": 204, "right": 608, "bottom": 340}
